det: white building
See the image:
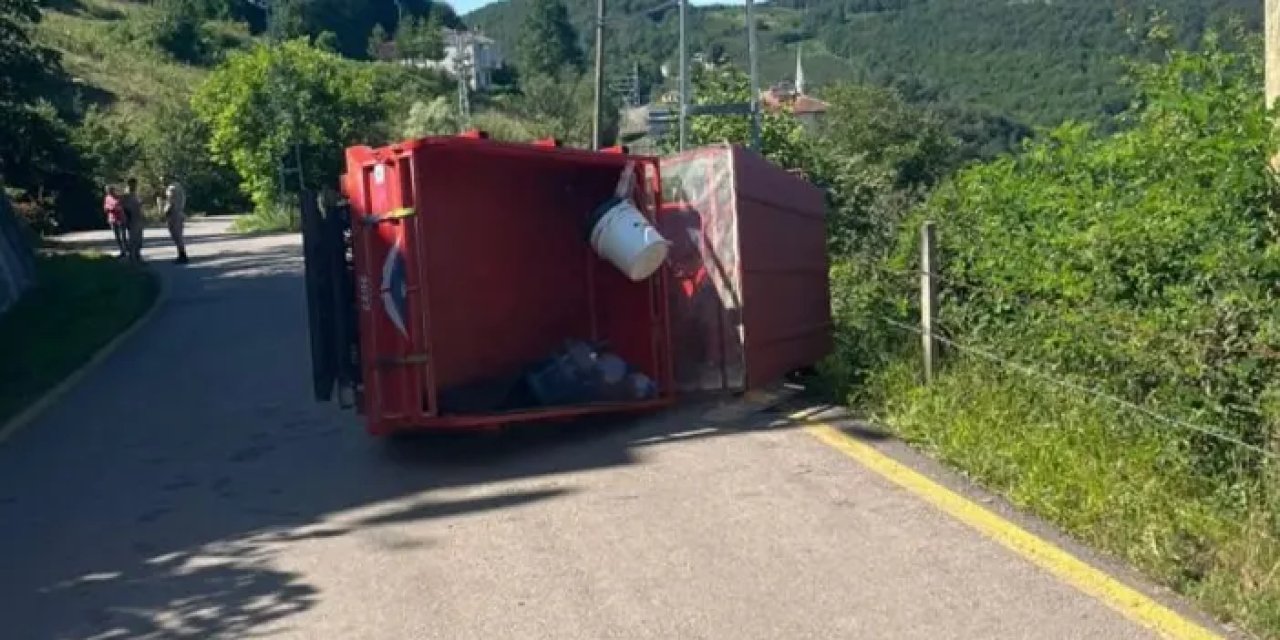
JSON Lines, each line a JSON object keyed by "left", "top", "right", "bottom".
{"left": 413, "top": 29, "right": 504, "bottom": 92}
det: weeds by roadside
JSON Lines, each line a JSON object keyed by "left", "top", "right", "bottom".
{"left": 846, "top": 352, "right": 1280, "bottom": 636}
{"left": 230, "top": 202, "right": 300, "bottom": 234}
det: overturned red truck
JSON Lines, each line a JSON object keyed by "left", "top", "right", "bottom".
{"left": 301, "top": 134, "right": 831, "bottom": 436}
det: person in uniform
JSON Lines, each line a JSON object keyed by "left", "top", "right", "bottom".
{"left": 161, "top": 177, "right": 188, "bottom": 264}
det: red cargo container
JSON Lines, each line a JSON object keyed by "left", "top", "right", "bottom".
{"left": 657, "top": 144, "right": 832, "bottom": 393}
{"left": 307, "top": 136, "right": 675, "bottom": 435}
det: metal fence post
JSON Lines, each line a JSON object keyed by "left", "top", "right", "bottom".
{"left": 921, "top": 221, "right": 938, "bottom": 383}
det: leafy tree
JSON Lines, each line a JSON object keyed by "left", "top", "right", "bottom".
{"left": 671, "top": 65, "right": 811, "bottom": 170}
{"left": 369, "top": 59, "right": 455, "bottom": 142}
{"left": 313, "top": 30, "right": 339, "bottom": 53}
{"left": 812, "top": 83, "right": 956, "bottom": 254}
{"left": 469, "top": 110, "right": 536, "bottom": 142}
{"left": 151, "top": 0, "right": 211, "bottom": 64}
{"left": 265, "top": 0, "right": 308, "bottom": 42}
{"left": 368, "top": 22, "right": 390, "bottom": 59}
{"left": 192, "top": 39, "right": 382, "bottom": 209}
{"left": 902, "top": 32, "right": 1280, "bottom": 476}
{"left": 471, "top": 0, "right": 1259, "bottom": 141}
{"left": 395, "top": 14, "right": 443, "bottom": 61}
{"left": 503, "top": 72, "right": 614, "bottom": 148}
{"left": 403, "top": 96, "right": 460, "bottom": 137}
{"left": 516, "top": 0, "right": 582, "bottom": 79}
{"left": 0, "top": 0, "right": 102, "bottom": 230}
{"left": 819, "top": 84, "right": 955, "bottom": 190}
{"left": 1, "top": 0, "right": 62, "bottom": 184}
{"left": 72, "top": 107, "right": 140, "bottom": 186}
{"left": 135, "top": 101, "right": 246, "bottom": 214}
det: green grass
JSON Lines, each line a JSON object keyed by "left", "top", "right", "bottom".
{"left": 35, "top": 0, "right": 219, "bottom": 120}
{"left": 229, "top": 204, "right": 300, "bottom": 234}
{"left": 0, "top": 253, "right": 159, "bottom": 425}
{"left": 853, "top": 354, "right": 1280, "bottom": 637}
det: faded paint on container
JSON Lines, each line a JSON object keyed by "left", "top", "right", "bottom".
{"left": 658, "top": 144, "right": 831, "bottom": 394}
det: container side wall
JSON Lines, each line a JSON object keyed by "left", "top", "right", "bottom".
{"left": 731, "top": 146, "right": 832, "bottom": 387}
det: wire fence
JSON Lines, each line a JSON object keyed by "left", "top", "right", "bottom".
{"left": 850, "top": 259, "right": 1280, "bottom": 364}
{"left": 843, "top": 222, "right": 1278, "bottom": 462}
{"left": 875, "top": 315, "right": 1276, "bottom": 460}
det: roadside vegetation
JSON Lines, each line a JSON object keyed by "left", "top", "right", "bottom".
{"left": 0, "top": 254, "right": 158, "bottom": 425}
{"left": 665, "top": 14, "right": 1280, "bottom": 636}
{"left": 4, "top": 0, "right": 1280, "bottom": 634}
{"left": 818, "top": 31, "right": 1280, "bottom": 635}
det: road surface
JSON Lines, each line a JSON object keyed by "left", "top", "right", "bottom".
{"left": 0, "top": 218, "right": 1216, "bottom": 639}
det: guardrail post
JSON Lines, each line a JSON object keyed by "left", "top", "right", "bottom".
{"left": 921, "top": 221, "right": 938, "bottom": 383}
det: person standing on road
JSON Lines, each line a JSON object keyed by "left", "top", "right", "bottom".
{"left": 102, "top": 185, "right": 127, "bottom": 258}
{"left": 121, "top": 178, "right": 145, "bottom": 263}
{"left": 161, "top": 177, "right": 188, "bottom": 264}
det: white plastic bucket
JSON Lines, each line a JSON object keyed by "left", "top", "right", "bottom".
{"left": 589, "top": 198, "right": 671, "bottom": 281}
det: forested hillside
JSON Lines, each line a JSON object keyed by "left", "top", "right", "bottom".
{"left": 468, "top": 0, "right": 1261, "bottom": 128}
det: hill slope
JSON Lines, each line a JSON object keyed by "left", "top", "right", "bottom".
{"left": 467, "top": 0, "right": 1261, "bottom": 128}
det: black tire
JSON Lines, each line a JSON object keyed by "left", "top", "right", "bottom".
{"left": 301, "top": 191, "right": 337, "bottom": 402}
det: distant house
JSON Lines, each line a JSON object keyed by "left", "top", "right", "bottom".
{"left": 653, "top": 47, "right": 829, "bottom": 131}
{"left": 760, "top": 47, "right": 828, "bottom": 129}
{"left": 385, "top": 29, "right": 505, "bottom": 92}
{"left": 761, "top": 86, "right": 829, "bottom": 129}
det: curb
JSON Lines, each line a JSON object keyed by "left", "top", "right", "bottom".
{"left": 0, "top": 265, "right": 170, "bottom": 445}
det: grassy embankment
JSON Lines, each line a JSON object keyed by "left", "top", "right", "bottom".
{"left": 0, "top": 254, "right": 159, "bottom": 425}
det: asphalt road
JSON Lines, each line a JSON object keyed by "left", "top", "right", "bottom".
{"left": 0, "top": 218, "right": 1192, "bottom": 639}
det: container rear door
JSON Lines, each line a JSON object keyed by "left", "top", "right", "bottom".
{"left": 348, "top": 151, "right": 432, "bottom": 433}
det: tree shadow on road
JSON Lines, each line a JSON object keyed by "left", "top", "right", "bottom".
{"left": 0, "top": 236, "right": 842, "bottom": 639}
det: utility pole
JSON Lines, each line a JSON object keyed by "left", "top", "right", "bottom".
{"left": 1268, "top": 0, "right": 1280, "bottom": 170}
{"left": 1267, "top": 0, "right": 1280, "bottom": 473}
{"left": 455, "top": 31, "right": 472, "bottom": 127}
{"left": 920, "top": 221, "right": 938, "bottom": 383}
{"left": 1269, "top": 0, "right": 1280, "bottom": 112}
{"left": 745, "top": 0, "right": 761, "bottom": 151}
{"left": 592, "top": 0, "right": 606, "bottom": 150}
{"left": 678, "top": 0, "right": 689, "bottom": 151}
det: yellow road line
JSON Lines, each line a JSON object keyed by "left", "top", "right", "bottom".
{"left": 804, "top": 422, "right": 1222, "bottom": 640}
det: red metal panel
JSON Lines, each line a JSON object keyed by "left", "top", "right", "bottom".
{"left": 343, "top": 137, "right": 674, "bottom": 434}
{"left": 659, "top": 144, "right": 831, "bottom": 393}
{"left": 731, "top": 146, "right": 832, "bottom": 388}
{"left": 344, "top": 145, "right": 432, "bottom": 435}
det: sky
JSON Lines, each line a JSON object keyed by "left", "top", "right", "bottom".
{"left": 447, "top": 0, "right": 740, "bottom": 16}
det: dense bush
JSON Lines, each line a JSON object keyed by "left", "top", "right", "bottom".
{"left": 403, "top": 96, "right": 460, "bottom": 138}
{"left": 817, "top": 33, "right": 1280, "bottom": 633}
{"left": 193, "top": 39, "right": 384, "bottom": 211}
{"left": 895, "top": 32, "right": 1280, "bottom": 479}
{"left": 495, "top": 71, "right": 617, "bottom": 148}
{"left": 135, "top": 100, "right": 247, "bottom": 214}
{"left": 149, "top": 0, "right": 211, "bottom": 64}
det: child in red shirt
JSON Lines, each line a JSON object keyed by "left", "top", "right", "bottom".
{"left": 103, "top": 185, "right": 127, "bottom": 258}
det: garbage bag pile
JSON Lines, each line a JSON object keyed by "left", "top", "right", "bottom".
{"left": 438, "top": 339, "right": 658, "bottom": 415}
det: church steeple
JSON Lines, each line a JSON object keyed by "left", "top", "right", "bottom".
{"left": 795, "top": 44, "right": 806, "bottom": 95}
